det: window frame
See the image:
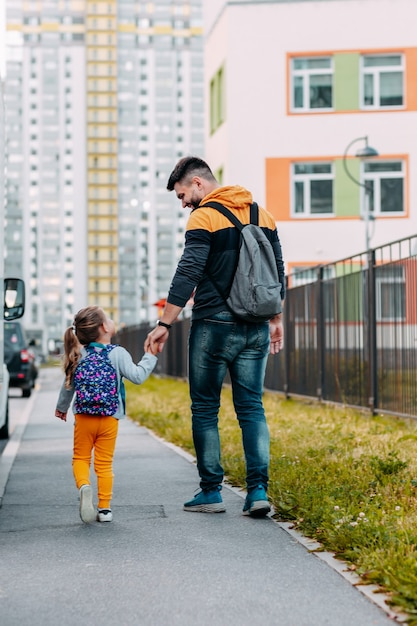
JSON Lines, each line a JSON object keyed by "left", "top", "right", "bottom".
{"left": 291, "top": 265, "right": 336, "bottom": 322}
{"left": 361, "top": 160, "right": 405, "bottom": 216}
{"left": 210, "top": 64, "right": 225, "bottom": 134}
{"left": 291, "top": 162, "right": 335, "bottom": 217}
{"left": 360, "top": 53, "right": 404, "bottom": 110}
{"left": 290, "top": 56, "right": 334, "bottom": 113}
{"left": 376, "top": 265, "right": 406, "bottom": 322}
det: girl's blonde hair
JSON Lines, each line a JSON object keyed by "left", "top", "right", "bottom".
{"left": 63, "top": 306, "right": 106, "bottom": 388}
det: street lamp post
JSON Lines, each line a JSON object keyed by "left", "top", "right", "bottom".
{"left": 342, "top": 136, "right": 379, "bottom": 252}
{"left": 343, "top": 137, "right": 380, "bottom": 415}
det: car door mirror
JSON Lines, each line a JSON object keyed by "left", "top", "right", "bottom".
{"left": 4, "top": 278, "right": 25, "bottom": 320}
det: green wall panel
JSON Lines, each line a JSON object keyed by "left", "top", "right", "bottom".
{"left": 334, "top": 158, "right": 361, "bottom": 217}
{"left": 336, "top": 271, "right": 363, "bottom": 322}
{"left": 334, "top": 53, "right": 359, "bottom": 111}
{"left": 335, "top": 261, "right": 363, "bottom": 278}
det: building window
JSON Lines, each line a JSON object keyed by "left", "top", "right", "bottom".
{"left": 363, "top": 161, "right": 404, "bottom": 214}
{"left": 291, "top": 57, "right": 333, "bottom": 112}
{"left": 291, "top": 265, "right": 335, "bottom": 321}
{"left": 291, "top": 265, "right": 330, "bottom": 286}
{"left": 292, "top": 163, "right": 334, "bottom": 216}
{"left": 210, "top": 65, "right": 225, "bottom": 134}
{"left": 361, "top": 54, "right": 404, "bottom": 109}
{"left": 376, "top": 265, "right": 405, "bottom": 321}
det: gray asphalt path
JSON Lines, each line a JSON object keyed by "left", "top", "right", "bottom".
{"left": 0, "top": 368, "right": 399, "bottom": 626}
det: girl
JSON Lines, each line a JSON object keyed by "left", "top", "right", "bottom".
{"left": 55, "top": 306, "right": 157, "bottom": 524}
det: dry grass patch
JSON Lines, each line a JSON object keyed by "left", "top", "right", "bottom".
{"left": 127, "top": 376, "right": 417, "bottom": 621}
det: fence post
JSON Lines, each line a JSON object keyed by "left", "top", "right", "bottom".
{"left": 283, "top": 276, "right": 290, "bottom": 399}
{"left": 366, "top": 249, "right": 377, "bottom": 413}
{"left": 316, "top": 266, "right": 325, "bottom": 401}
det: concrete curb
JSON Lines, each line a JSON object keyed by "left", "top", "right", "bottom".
{"left": 278, "top": 522, "right": 408, "bottom": 623}
{"left": 140, "top": 422, "right": 408, "bottom": 624}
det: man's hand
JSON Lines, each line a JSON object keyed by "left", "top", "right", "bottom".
{"left": 144, "top": 303, "right": 183, "bottom": 355}
{"left": 269, "top": 314, "right": 284, "bottom": 355}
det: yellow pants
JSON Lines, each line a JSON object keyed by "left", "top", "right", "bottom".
{"left": 73, "top": 414, "right": 119, "bottom": 510}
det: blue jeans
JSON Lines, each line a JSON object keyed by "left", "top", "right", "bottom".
{"left": 188, "top": 311, "right": 270, "bottom": 492}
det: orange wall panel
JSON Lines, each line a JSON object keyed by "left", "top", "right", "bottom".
{"left": 406, "top": 48, "right": 417, "bottom": 111}
{"left": 265, "top": 158, "right": 291, "bottom": 221}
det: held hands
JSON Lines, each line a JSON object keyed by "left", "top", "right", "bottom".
{"left": 144, "top": 305, "right": 181, "bottom": 354}
{"left": 55, "top": 327, "right": 162, "bottom": 423}
{"left": 269, "top": 316, "right": 284, "bottom": 355}
{"left": 144, "top": 325, "right": 169, "bottom": 355}
{"left": 145, "top": 342, "right": 159, "bottom": 356}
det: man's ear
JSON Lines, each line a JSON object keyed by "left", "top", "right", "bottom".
{"left": 192, "top": 176, "right": 203, "bottom": 188}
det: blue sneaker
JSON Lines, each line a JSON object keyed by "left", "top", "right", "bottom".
{"left": 183, "top": 486, "right": 226, "bottom": 513}
{"left": 242, "top": 485, "right": 271, "bottom": 518}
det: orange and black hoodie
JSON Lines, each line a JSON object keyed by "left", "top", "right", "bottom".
{"left": 167, "top": 185, "right": 285, "bottom": 320}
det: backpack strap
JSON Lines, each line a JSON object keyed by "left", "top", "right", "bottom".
{"left": 85, "top": 343, "right": 117, "bottom": 360}
{"left": 197, "top": 201, "right": 259, "bottom": 310}
{"left": 250, "top": 202, "right": 259, "bottom": 226}
{"left": 200, "top": 201, "right": 259, "bottom": 228}
{"left": 87, "top": 342, "right": 116, "bottom": 351}
{"left": 200, "top": 201, "right": 242, "bottom": 229}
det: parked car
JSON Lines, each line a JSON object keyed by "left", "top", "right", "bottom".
{"left": 4, "top": 321, "right": 38, "bottom": 397}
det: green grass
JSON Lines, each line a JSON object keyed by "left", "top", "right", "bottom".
{"left": 126, "top": 375, "right": 417, "bottom": 621}
{"left": 40, "top": 357, "right": 62, "bottom": 369}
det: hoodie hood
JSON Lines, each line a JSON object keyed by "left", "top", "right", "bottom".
{"left": 200, "top": 185, "right": 253, "bottom": 211}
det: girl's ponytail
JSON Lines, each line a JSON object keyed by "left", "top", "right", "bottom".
{"left": 63, "top": 326, "right": 81, "bottom": 389}
{"left": 62, "top": 306, "right": 105, "bottom": 388}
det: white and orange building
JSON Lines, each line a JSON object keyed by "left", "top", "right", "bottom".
{"left": 204, "top": 0, "right": 417, "bottom": 277}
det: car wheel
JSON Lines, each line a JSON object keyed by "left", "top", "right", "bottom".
{"left": 0, "top": 401, "right": 9, "bottom": 439}
{"left": 22, "top": 388, "right": 31, "bottom": 398}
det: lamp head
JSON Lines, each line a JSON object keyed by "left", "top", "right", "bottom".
{"left": 355, "top": 137, "right": 379, "bottom": 158}
{"left": 355, "top": 145, "right": 379, "bottom": 158}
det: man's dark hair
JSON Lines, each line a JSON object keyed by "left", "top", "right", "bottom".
{"left": 167, "top": 156, "right": 216, "bottom": 191}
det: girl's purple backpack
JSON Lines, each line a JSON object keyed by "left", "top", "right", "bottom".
{"left": 73, "top": 344, "right": 119, "bottom": 416}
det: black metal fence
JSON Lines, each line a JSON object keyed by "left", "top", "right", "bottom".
{"left": 115, "top": 233, "right": 417, "bottom": 420}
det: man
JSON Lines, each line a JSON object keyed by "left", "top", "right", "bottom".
{"left": 145, "top": 156, "right": 285, "bottom": 517}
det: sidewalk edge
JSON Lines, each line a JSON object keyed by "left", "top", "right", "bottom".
{"left": 136, "top": 421, "right": 408, "bottom": 624}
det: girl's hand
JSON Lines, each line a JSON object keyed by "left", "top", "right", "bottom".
{"left": 55, "top": 409, "right": 67, "bottom": 422}
{"left": 145, "top": 344, "right": 158, "bottom": 356}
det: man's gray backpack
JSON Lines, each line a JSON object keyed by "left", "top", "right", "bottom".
{"left": 201, "top": 201, "right": 282, "bottom": 323}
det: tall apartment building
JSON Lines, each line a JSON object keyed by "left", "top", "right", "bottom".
{"left": 0, "top": 81, "right": 5, "bottom": 292}
{"left": 4, "top": 0, "right": 203, "bottom": 353}
{"left": 205, "top": 0, "right": 417, "bottom": 280}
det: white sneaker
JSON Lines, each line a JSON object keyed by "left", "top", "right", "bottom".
{"left": 97, "top": 509, "right": 113, "bottom": 523}
{"left": 79, "top": 485, "right": 95, "bottom": 523}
